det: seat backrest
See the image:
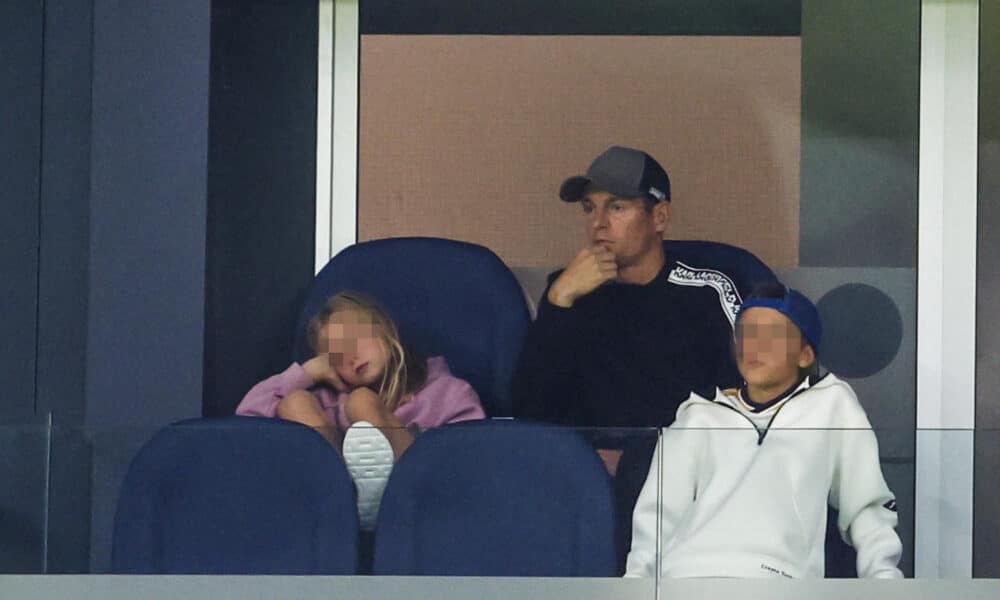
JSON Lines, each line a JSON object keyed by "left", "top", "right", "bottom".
{"left": 294, "top": 237, "right": 531, "bottom": 417}
{"left": 111, "top": 417, "right": 359, "bottom": 574}
{"left": 372, "top": 420, "right": 617, "bottom": 576}
{"left": 664, "top": 239, "right": 778, "bottom": 305}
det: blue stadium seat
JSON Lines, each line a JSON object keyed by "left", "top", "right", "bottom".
{"left": 664, "top": 239, "right": 778, "bottom": 300}
{"left": 372, "top": 420, "right": 618, "bottom": 576}
{"left": 293, "top": 237, "right": 531, "bottom": 417}
{"left": 111, "top": 417, "right": 359, "bottom": 574}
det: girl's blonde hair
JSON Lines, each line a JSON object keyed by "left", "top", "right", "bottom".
{"left": 307, "top": 291, "right": 427, "bottom": 411}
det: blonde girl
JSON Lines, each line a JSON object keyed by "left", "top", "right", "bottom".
{"left": 237, "top": 291, "right": 485, "bottom": 528}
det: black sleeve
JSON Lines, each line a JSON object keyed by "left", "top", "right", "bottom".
{"left": 511, "top": 272, "right": 583, "bottom": 424}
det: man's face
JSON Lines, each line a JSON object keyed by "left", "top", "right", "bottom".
{"left": 579, "top": 190, "right": 669, "bottom": 267}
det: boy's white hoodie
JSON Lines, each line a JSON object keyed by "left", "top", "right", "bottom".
{"left": 625, "top": 373, "right": 903, "bottom": 579}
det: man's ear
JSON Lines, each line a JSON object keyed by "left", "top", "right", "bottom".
{"left": 654, "top": 201, "right": 671, "bottom": 234}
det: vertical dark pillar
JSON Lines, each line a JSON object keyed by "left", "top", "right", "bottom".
{"left": 203, "top": 0, "right": 318, "bottom": 418}
{"left": 86, "top": 0, "right": 210, "bottom": 430}
{"left": 85, "top": 0, "right": 211, "bottom": 571}
{"left": 36, "top": 0, "right": 96, "bottom": 573}
{"left": 37, "top": 0, "right": 93, "bottom": 426}
{"left": 0, "top": 0, "right": 46, "bottom": 574}
{"left": 0, "top": 1, "right": 44, "bottom": 421}
{"left": 974, "top": 0, "right": 1000, "bottom": 579}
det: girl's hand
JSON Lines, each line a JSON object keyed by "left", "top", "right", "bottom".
{"left": 302, "top": 354, "right": 349, "bottom": 393}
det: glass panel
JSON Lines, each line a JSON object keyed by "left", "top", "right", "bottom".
{"left": 649, "top": 424, "right": 913, "bottom": 587}
{"left": 793, "top": 1, "right": 918, "bottom": 575}
{"left": 44, "top": 422, "right": 93, "bottom": 574}
{"left": 0, "top": 419, "right": 50, "bottom": 573}
{"left": 28, "top": 423, "right": 1000, "bottom": 585}
{"left": 57, "top": 421, "right": 659, "bottom": 591}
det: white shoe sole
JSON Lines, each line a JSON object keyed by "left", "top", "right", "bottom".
{"left": 342, "top": 421, "right": 394, "bottom": 530}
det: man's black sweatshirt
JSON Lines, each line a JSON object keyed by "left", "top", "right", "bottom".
{"left": 512, "top": 254, "right": 766, "bottom": 432}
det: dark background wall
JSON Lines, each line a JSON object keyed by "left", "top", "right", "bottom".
{"left": 1, "top": 0, "right": 85, "bottom": 573}
{"left": 0, "top": 1, "right": 43, "bottom": 423}
{"left": 36, "top": 0, "right": 96, "bottom": 572}
{"left": 36, "top": 0, "right": 93, "bottom": 428}
{"left": 2, "top": 0, "right": 213, "bottom": 573}
{"left": 203, "top": 0, "right": 318, "bottom": 419}
{"left": 85, "top": 0, "right": 209, "bottom": 432}
{"left": 0, "top": 0, "right": 318, "bottom": 572}
{"left": 84, "top": 0, "right": 212, "bottom": 572}
{"left": 800, "top": 0, "right": 919, "bottom": 268}
{"left": 360, "top": 0, "right": 800, "bottom": 34}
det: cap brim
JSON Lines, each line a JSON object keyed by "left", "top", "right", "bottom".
{"left": 560, "top": 174, "right": 657, "bottom": 203}
{"left": 559, "top": 176, "right": 590, "bottom": 202}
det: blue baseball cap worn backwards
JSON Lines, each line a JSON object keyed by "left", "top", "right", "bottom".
{"left": 737, "top": 287, "right": 823, "bottom": 354}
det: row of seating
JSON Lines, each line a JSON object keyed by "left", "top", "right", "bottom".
{"left": 290, "top": 236, "right": 774, "bottom": 417}
{"left": 112, "top": 236, "right": 777, "bottom": 575}
{"left": 112, "top": 417, "right": 618, "bottom": 575}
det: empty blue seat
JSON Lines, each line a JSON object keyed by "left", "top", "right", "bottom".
{"left": 372, "top": 420, "right": 617, "bottom": 576}
{"left": 111, "top": 417, "right": 359, "bottom": 574}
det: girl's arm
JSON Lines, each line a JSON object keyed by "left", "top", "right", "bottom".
{"left": 402, "top": 376, "right": 486, "bottom": 430}
{"left": 829, "top": 389, "right": 904, "bottom": 578}
{"left": 437, "top": 379, "right": 486, "bottom": 424}
{"left": 235, "top": 362, "right": 320, "bottom": 417}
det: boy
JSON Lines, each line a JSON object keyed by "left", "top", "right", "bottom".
{"left": 625, "top": 285, "right": 903, "bottom": 578}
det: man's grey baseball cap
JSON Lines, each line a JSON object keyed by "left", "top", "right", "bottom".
{"left": 559, "top": 146, "right": 672, "bottom": 203}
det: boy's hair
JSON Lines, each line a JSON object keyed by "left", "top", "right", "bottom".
{"left": 307, "top": 290, "right": 428, "bottom": 411}
{"left": 737, "top": 282, "right": 821, "bottom": 379}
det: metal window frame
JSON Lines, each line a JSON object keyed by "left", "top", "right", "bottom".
{"left": 315, "top": 0, "right": 358, "bottom": 272}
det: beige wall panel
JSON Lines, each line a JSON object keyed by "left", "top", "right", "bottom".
{"left": 359, "top": 35, "right": 800, "bottom": 269}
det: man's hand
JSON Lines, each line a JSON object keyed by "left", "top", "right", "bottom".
{"left": 547, "top": 245, "right": 618, "bottom": 307}
{"left": 302, "top": 354, "right": 349, "bottom": 393}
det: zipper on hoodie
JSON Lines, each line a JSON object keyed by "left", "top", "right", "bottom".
{"left": 723, "top": 373, "right": 829, "bottom": 446}
{"left": 717, "top": 403, "right": 768, "bottom": 445}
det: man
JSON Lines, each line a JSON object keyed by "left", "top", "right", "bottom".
{"left": 512, "top": 145, "right": 775, "bottom": 569}
{"left": 513, "top": 145, "right": 773, "bottom": 429}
